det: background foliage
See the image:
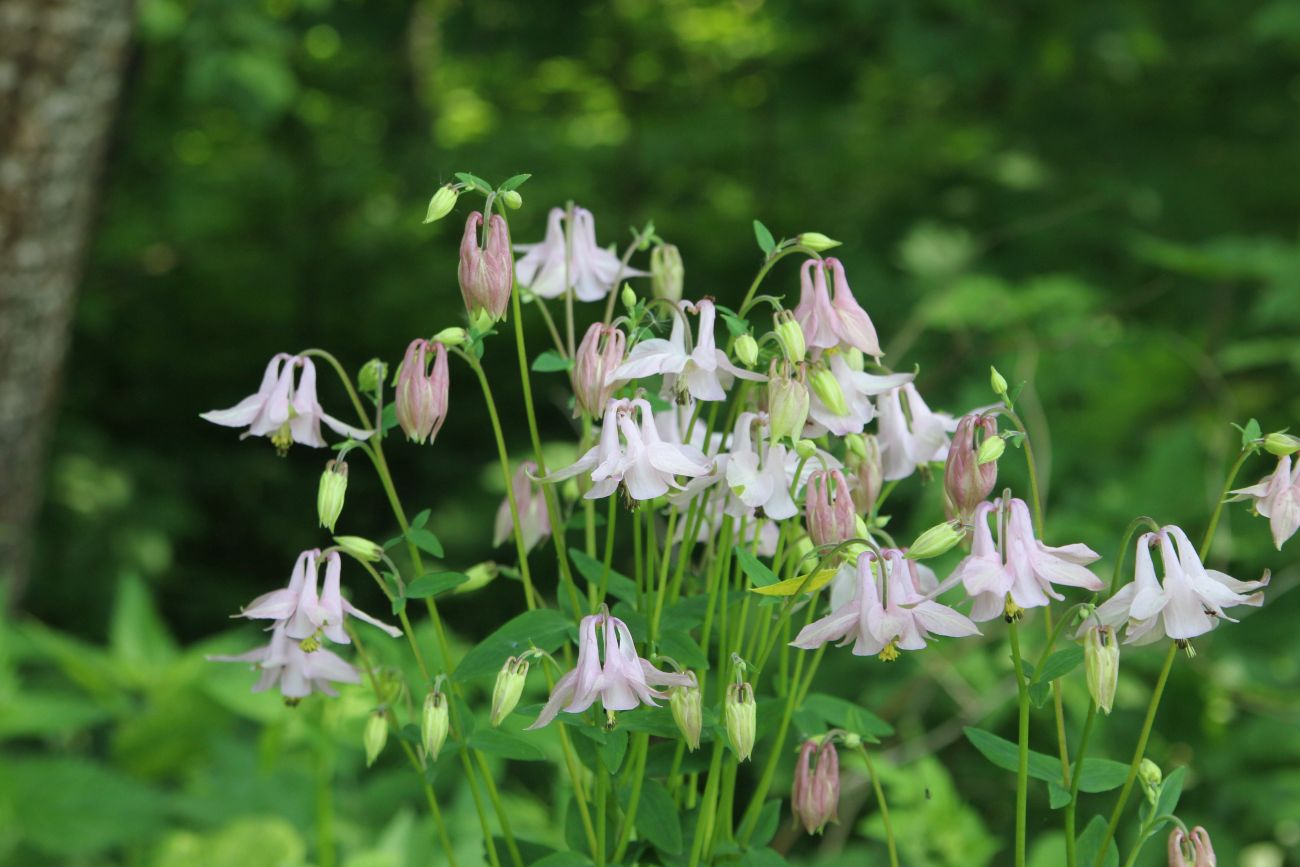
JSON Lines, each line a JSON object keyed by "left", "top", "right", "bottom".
{"left": 7, "top": 0, "right": 1300, "bottom": 864}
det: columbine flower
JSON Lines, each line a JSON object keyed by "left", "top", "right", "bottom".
{"left": 876, "top": 382, "right": 955, "bottom": 480}
{"left": 944, "top": 413, "right": 998, "bottom": 522}
{"left": 458, "top": 211, "right": 513, "bottom": 324}
{"left": 846, "top": 434, "right": 883, "bottom": 515}
{"left": 514, "top": 206, "right": 646, "bottom": 302}
{"left": 792, "top": 738, "right": 840, "bottom": 835}
{"left": 805, "top": 352, "right": 912, "bottom": 437}
{"left": 395, "top": 338, "right": 450, "bottom": 445}
{"left": 573, "top": 322, "right": 626, "bottom": 418}
{"left": 610, "top": 299, "right": 765, "bottom": 402}
{"left": 805, "top": 468, "right": 857, "bottom": 547}
{"left": 725, "top": 412, "right": 798, "bottom": 520}
{"left": 953, "top": 498, "right": 1104, "bottom": 622}
{"left": 201, "top": 354, "right": 373, "bottom": 453}
{"left": 209, "top": 622, "right": 361, "bottom": 700}
{"left": 1092, "top": 526, "right": 1268, "bottom": 646}
{"left": 529, "top": 609, "right": 694, "bottom": 728}
{"left": 793, "top": 258, "right": 883, "bottom": 359}
{"left": 493, "top": 460, "right": 551, "bottom": 553}
{"left": 794, "top": 549, "right": 979, "bottom": 660}
{"left": 238, "top": 549, "right": 402, "bottom": 645}
{"left": 1167, "top": 826, "right": 1217, "bottom": 867}
{"left": 1229, "top": 454, "right": 1300, "bottom": 549}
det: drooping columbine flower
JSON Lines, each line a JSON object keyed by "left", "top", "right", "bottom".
{"left": 202, "top": 354, "right": 373, "bottom": 454}
{"left": 394, "top": 338, "right": 450, "bottom": 445}
{"left": 954, "top": 499, "right": 1104, "bottom": 622}
{"left": 1167, "top": 826, "right": 1217, "bottom": 867}
{"left": 725, "top": 412, "right": 798, "bottom": 520}
{"left": 793, "top": 258, "right": 883, "bottom": 359}
{"left": 1229, "top": 454, "right": 1300, "bottom": 549}
{"left": 805, "top": 469, "right": 857, "bottom": 548}
{"left": 529, "top": 609, "right": 694, "bottom": 728}
{"left": 238, "top": 549, "right": 402, "bottom": 645}
{"left": 208, "top": 622, "right": 361, "bottom": 700}
{"left": 493, "top": 460, "right": 551, "bottom": 553}
{"left": 515, "top": 206, "right": 646, "bottom": 302}
{"left": 1091, "top": 526, "right": 1268, "bottom": 646}
{"left": 805, "top": 352, "right": 912, "bottom": 437}
{"left": 573, "top": 322, "right": 626, "bottom": 419}
{"left": 792, "top": 549, "right": 979, "bottom": 660}
{"left": 876, "top": 382, "right": 955, "bottom": 481}
{"left": 610, "top": 299, "right": 765, "bottom": 402}
{"left": 792, "top": 738, "right": 841, "bottom": 835}
{"left": 944, "top": 413, "right": 998, "bottom": 522}
{"left": 458, "top": 211, "right": 513, "bottom": 324}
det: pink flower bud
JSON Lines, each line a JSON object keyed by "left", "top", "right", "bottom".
{"left": 395, "top": 338, "right": 449, "bottom": 444}
{"left": 944, "top": 413, "right": 998, "bottom": 522}
{"left": 792, "top": 738, "right": 840, "bottom": 834}
{"left": 847, "top": 434, "right": 883, "bottom": 514}
{"left": 1168, "top": 826, "right": 1216, "bottom": 866}
{"left": 806, "top": 469, "right": 856, "bottom": 547}
{"left": 458, "top": 211, "right": 513, "bottom": 323}
{"left": 573, "top": 323, "right": 626, "bottom": 418}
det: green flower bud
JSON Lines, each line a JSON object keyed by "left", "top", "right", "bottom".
{"left": 1264, "top": 432, "right": 1300, "bottom": 456}
{"left": 456, "top": 561, "right": 499, "bottom": 594}
{"left": 794, "top": 438, "right": 818, "bottom": 460}
{"left": 1084, "top": 626, "right": 1120, "bottom": 715}
{"left": 621, "top": 283, "right": 637, "bottom": 310}
{"left": 724, "top": 682, "right": 757, "bottom": 762}
{"left": 844, "top": 347, "right": 865, "bottom": 372}
{"left": 735, "top": 334, "right": 759, "bottom": 367}
{"left": 809, "top": 365, "right": 848, "bottom": 417}
{"left": 1138, "top": 758, "right": 1162, "bottom": 804}
{"left": 317, "top": 459, "right": 348, "bottom": 533}
{"left": 670, "top": 679, "right": 703, "bottom": 751}
{"left": 845, "top": 433, "right": 868, "bottom": 460}
{"left": 334, "top": 535, "right": 384, "bottom": 563}
{"left": 423, "top": 184, "right": 459, "bottom": 223}
{"left": 767, "top": 369, "right": 810, "bottom": 442}
{"left": 422, "top": 689, "right": 450, "bottom": 760}
{"left": 990, "top": 366, "right": 1008, "bottom": 397}
{"left": 774, "top": 311, "right": 806, "bottom": 363}
{"left": 433, "top": 326, "right": 468, "bottom": 347}
{"left": 906, "top": 521, "right": 963, "bottom": 560}
{"left": 796, "top": 232, "right": 841, "bottom": 252}
{"left": 501, "top": 190, "right": 523, "bottom": 209}
{"left": 364, "top": 711, "right": 389, "bottom": 767}
{"left": 491, "top": 656, "right": 529, "bottom": 727}
{"left": 358, "top": 358, "right": 387, "bottom": 395}
{"left": 650, "top": 244, "right": 684, "bottom": 303}
{"left": 977, "top": 435, "right": 1006, "bottom": 465}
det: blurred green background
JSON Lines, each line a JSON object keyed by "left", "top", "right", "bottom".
{"left": 5, "top": 0, "right": 1300, "bottom": 864}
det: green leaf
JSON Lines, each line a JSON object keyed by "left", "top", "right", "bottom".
{"left": 468, "top": 729, "right": 546, "bottom": 761}
{"left": 1028, "top": 646, "right": 1083, "bottom": 707}
{"left": 410, "top": 508, "right": 431, "bottom": 529}
{"left": 740, "top": 847, "right": 791, "bottom": 867}
{"left": 406, "top": 571, "right": 469, "bottom": 598}
{"left": 454, "top": 171, "right": 492, "bottom": 192}
{"left": 1241, "top": 417, "right": 1262, "bottom": 447}
{"left": 633, "top": 779, "right": 683, "bottom": 855}
{"left": 532, "top": 350, "right": 573, "bottom": 373}
{"left": 1074, "top": 758, "right": 1131, "bottom": 793}
{"left": 734, "top": 547, "right": 779, "bottom": 588}
{"left": 454, "top": 609, "right": 573, "bottom": 681}
{"left": 801, "top": 694, "right": 894, "bottom": 739}
{"left": 750, "top": 799, "right": 782, "bottom": 847}
{"left": 109, "top": 573, "right": 177, "bottom": 679}
{"left": 1049, "top": 780, "right": 1073, "bottom": 809}
{"left": 405, "top": 527, "right": 445, "bottom": 558}
{"left": 498, "top": 172, "right": 532, "bottom": 192}
{"left": 659, "top": 630, "right": 709, "bottom": 670}
{"left": 1075, "top": 815, "right": 1119, "bottom": 867}
{"left": 381, "top": 402, "right": 399, "bottom": 432}
{"left": 1155, "top": 766, "right": 1186, "bottom": 819}
{"left": 390, "top": 595, "right": 407, "bottom": 616}
{"left": 569, "top": 549, "right": 637, "bottom": 604}
{"left": 964, "top": 726, "right": 1061, "bottom": 783}
{"left": 601, "top": 728, "right": 629, "bottom": 774}
{"left": 753, "top": 219, "right": 776, "bottom": 255}
{"left": 531, "top": 854, "right": 593, "bottom": 867}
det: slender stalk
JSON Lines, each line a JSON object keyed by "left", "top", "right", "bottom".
{"left": 859, "top": 746, "right": 900, "bottom": 867}
{"left": 1199, "top": 446, "right": 1253, "bottom": 560}
{"left": 476, "top": 751, "right": 524, "bottom": 867}
{"left": 688, "top": 742, "right": 726, "bottom": 867}
{"left": 737, "top": 244, "right": 821, "bottom": 313}
{"left": 1009, "top": 622, "right": 1030, "bottom": 867}
{"left": 612, "top": 733, "right": 650, "bottom": 860}
{"left": 1064, "top": 701, "right": 1098, "bottom": 867}
{"left": 595, "top": 748, "right": 608, "bottom": 867}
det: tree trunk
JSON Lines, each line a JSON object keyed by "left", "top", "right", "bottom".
{"left": 0, "top": 0, "right": 134, "bottom": 606}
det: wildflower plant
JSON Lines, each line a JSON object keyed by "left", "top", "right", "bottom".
{"left": 203, "top": 171, "right": 1286, "bottom": 867}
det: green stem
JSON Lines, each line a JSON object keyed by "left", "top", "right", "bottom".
{"left": 1199, "top": 446, "right": 1253, "bottom": 560}
{"left": 1064, "top": 701, "right": 1098, "bottom": 867}
{"left": 688, "top": 742, "right": 726, "bottom": 867}
{"left": 595, "top": 749, "right": 608, "bottom": 867}
{"left": 1009, "top": 622, "right": 1030, "bottom": 867}
{"left": 859, "top": 746, "right": 900, "bottom": 867}
{"left": 612, "top": 733, "right": 650, "bottom": 860}
{"left": 737, "top": 244, "right": 821, "bottom": 314}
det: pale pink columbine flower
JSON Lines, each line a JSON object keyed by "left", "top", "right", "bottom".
{"left": 954, "top": 499, "right": 1104, "bottom": 622}
{"left": 725, "top": 412, "right": 798, "bottom": 520}
{"left": 1167, "top": 826, "right": 1216, "bottom": 866}
{"left": 792, "top": 549, "right": 979, "bottom": 660}
{"left": 610, "top": 298, "right": 765, "bottom": 402}
{"left": 792, "top": 738, "right": 841, "bottom": 835}
{"left": 238, "top": 549, "right": 402, "bottom": 645}
{"left": 793, "top": 258, "right": 883, "bottom": 359}
{"left": 394, "top": 338, "right": 450, "bottom": 445}
{"left": 514, "top": 206, "right": 647, "bottom": 302}
{"left": 805, "top": 469, "right": 857, "bottom": 547}
{"left": 494, "top": 460, "right": 551, "bottom": 553}
{"left": 1229, "top": 454, "right": 1300, "bottom": 549}
{"left": 572, "top": 322, "right": 626, "bottom": 418}
{"left": 805, "top": 353, "right": 913, "bottom": 437}
{"left": 202, "top": 354, "right": 373, "bottom": 453}
{"left": 1091, "top": 526, "right": 1267, "bottom": 646}
{"left": 458, "top": 211, "right": 514, "bottom": 323}
{"left": 210, "top": 621, "right": 361, "bottom": 700}
{"left": 876, "top": 382, "right": 957, "bottom": 481}
{"left": 529, "top": 609, "right": 695, "bottom": 728}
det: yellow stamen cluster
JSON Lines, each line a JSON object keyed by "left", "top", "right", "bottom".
{"left": 878, "top": 640, "right": 900, "bottom": 662}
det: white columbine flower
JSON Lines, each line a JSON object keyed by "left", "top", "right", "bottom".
{"left": 515, "top": 206, "right": 646, "bottom": 302}
{"left": 805, "top": 353, "right": 913, "bottom": 437}
{"left": 210, "top": 621, "right": 361, "bottom": 700}
{"left": 725, "top": 412, "right": 798, "bottom": 520}
{"left": 1229, "top": 454, "right": 1300, "bottom": 549}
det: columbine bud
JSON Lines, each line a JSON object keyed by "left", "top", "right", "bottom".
{"left": 735, "top": 334, "right": 759, "bottom": 367}
{"left": 395, "top": 338, "right": 450, "bottom": 444}
{"left": 424, "top": 184, "right": 459, "bottom": 223}
{"left": 364, "top": 711, "right": 389, "bottom": 767}
{"left": 1168, "top": 826, "right": 1217, "bottom": 867}
{"left": 847, "top": 434, "right": 883, "bottom": 515}
{"left": 1264, "top": 432, "right": 1300, "bottom": 456}
{"left": 621, "top": 283, "right": 637, "bottom": 310}
{"left": 422, "top": 689, "right": 450, "bottom": 760}
{"left": 317, "top": 459, "right": 348, "bottom": 533}
{"left": 844, "top": 347, "right": 865, "bottom": 372}
{"left": 806, "top": 469, "right": 856, "bottom": 547}
{"left": 906, "top": 521, "right": 964, "bottom": 559}
{"left": 501, "top": 190, "right": 523, "bottom": 209}
{"left": 650, "top": 244, "right": 684, "bottom": 302}
{"left": 1084, "top": 625, "right": 1120, "bottom": 715}
{"left": 977, "top": 435, "right": 1006, "bottom": 465}
{"left": 669, "top": 677, "right": 703, "bottom": 751}
{"left": 792, "top": 738, "right": 840, "bottom": 835}
{"left": 794, "top": 438, "right": 818, "bottom": 460}
{"left": 767, "top": 366, "right": 810, "bottom": 442}
{"left": 774, "top": 311, "right": 806, "bottom": 363}
{"left": 456, "top": 561, "right": 500, "bottom": 594}
{"left": 809, "top": 364, "right": 849, "bottom": 416}
{"left": 796, "top": 232, "right": 841, "bottom": 252}
{"left": 358, "top": 358, "right": 386, "bottom": 395}
{"left": 433, "top": 326, "right": 468, "bottom": 347}
{"left": 491, "top": 656, "right": 529, "bottom": 727}
{"left": 573, "top": 323, "right": 626, "bottom": 418}
{"left": 990, "top": 365, "right": 1008, "bottom": 397}
{"left": 458, "top": 211, "right": 513, "bottom": 323}
{"left": 1138, "top": 758, "right": 1162, "bottom": 804}
{"left": 333, "top": 535, "right": 384, "bottom": 562}
{"left": 944, "top": 414, "right": 998, "bottom": 522}
{"left": 724, "top": 681, "right": 756, "bottom": 762}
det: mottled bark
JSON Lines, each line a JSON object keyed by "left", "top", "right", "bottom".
{"left": 0, "top": 0, "right": 134, "bottom": 605}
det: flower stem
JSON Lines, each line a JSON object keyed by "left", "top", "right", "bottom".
{"left": 858, "top": 746, "right": 900, "bottom": 867}
{"left": 1199, "top": 446, "right": 1253, "bottom": 561}
{"left": 1008, "top": 621, "right": 1030, "bottom": 867}
{"left": 1063, "top": 701, "right": 1098, "bottom": 867}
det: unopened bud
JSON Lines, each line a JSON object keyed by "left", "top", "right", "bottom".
{"left": 977, "top": 435, "right": 1006, "bottom": 465}
{"left": 621, "top": 283, "right": 637, "bottom": 310}
{"left": 364, "top": 711, "right": 389, "bottom": 767}
{"left": 844, "top": 347, "right": 865, "bottom": 372}
{"left": 767, "top": 370, "right": 810, "bottom": 442}
{"left": 724, "top": 681, "right": 757, "bottom": 762}
{"left": 456, "top": 561, "right": 499, "bottom": 594}
{"left": 796, "top": 232, "right": 841, "bottom": 252}
{"left": 650, "top": 244, "right": 684, "bottom": 302}
{"left": 491, "top": 656, "right": 529, "bottom": 726}
{"left": 794, "top": 438, "right": 818, "bottom": 460}
{"left": 847, "top": 434, "right": 883, "bottom": 515}
{"left": 990, "top": 366, "right": 1008, "bottom": 397}
{"left": 317, "top": 459, "right": 348, "bottom": 533}
{"left": 358, "top": 358, "right": 387, "bottom": 395}
{"left": 774, "top": 311, "right": 806, "bottom": 363}
{"left": 906, "top": 521, "right": 963, "bottom": 559}
{"left": 735, "top": 334, "right": 759, "bottom": 367}
{"left": 424, "top": 184, "right": 459, "bottom": 223}
{"left": 422, "top": 690, "right": 450, "bottom": 760}
{"left": 1138, "top": 758, "right": 1162, "bottom": 803}
{"left": 809, "top": 365, "right": 848, "bottom": 417}
{"left": 1084, "top": 626, "right": 1120, "bottom": 715}
{"left": 792, "top": 738, "right": 840, "bottom": 835}
{"left": 805, "top": 469, "right": 856, "bottom": 547}
{"left": 433, "top": 326, "right": 468, "bottom": 347}
{"left": 670, "top": 679, "right": 703, "bottom": 751}
{"left": 944, "top": 414, "right": 998, "bottom": 523}
{"left": 334, "top": 535, "right": 384, "bottom": 563}
{"left": 1264, "top": 431, "right": 1300, "bottom": 456}
{"left": 501, "top": 190, "right": 523, "bottom": 209}
{"left": 845, "top": 434, "right": 867, "bottom": 460}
